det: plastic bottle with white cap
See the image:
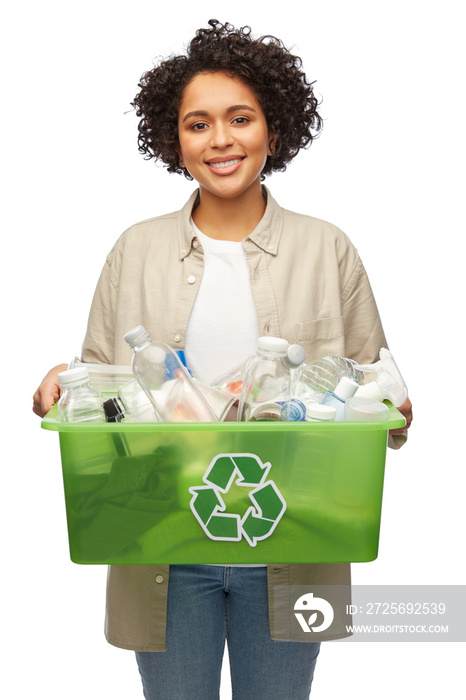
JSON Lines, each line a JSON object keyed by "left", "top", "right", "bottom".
{"left": 321, "top": 376, "right": 359, "bottom": 421}
{"left": 57, "top": 367, "right": 106, "bottom": 424}
{"left": 124, "top": 325, "right": 218, "bottom": 422}
{"left": 238, "top": 336, "right": 296, "bottom": 422}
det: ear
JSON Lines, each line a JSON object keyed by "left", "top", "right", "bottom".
{"left": 176, "top": 142, "right": 184, "bottom": 168}
{"left": 268, "top": 133, "right": 277, "bottom": 157}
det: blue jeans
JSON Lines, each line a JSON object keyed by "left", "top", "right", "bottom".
{"left": 136, "top": 565, "right": 320, "bottom": 700}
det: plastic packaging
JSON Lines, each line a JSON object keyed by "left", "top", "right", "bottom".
{"left": 103, "top": 379, "right": 158, "bottom": 423}
{"left": 355, "top": 348, "right": 408, "bottom": 407}
{"left": 68, "top": 358, "right": 134, "bottom": 392}
{"left": 124, "top": 326, "right": 218, "bottom": 423}
{"left": 344, "top": 397, "right": 390, "bottom": 422}
{"left": 321, "top": 377, "right": 359, "bottom": 421}
{"left": 192, "top": 378, "right": 238, "bottom": 421}
{"left": 57, "top": 367, "right": 106, "bottom": 424}
{"left": 237, "top": 336, "right": 292, "bottom": 422}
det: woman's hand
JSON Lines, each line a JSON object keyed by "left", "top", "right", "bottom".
{"left": 389, "top": 396, "right": 413, "bottom": 435}
{"left": 32, "top": 363, "right": 68, "bottom": 418}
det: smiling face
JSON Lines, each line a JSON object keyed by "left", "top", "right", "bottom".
{"left": 177, "top": 72, "right": 273, "bottom": 203}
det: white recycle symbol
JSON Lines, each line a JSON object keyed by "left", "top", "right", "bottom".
{"left": 189, "top": 453, "right": 287, "bottom": 547}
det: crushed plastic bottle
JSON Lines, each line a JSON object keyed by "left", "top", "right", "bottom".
{"left": 297, "top": 354, "right": 365, "bottom": 402}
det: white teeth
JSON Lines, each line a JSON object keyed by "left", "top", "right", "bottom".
{"left": 209, "top": 158, "right": 242, "bottom": 168}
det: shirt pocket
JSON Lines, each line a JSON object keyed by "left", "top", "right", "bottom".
{"left": 295, "top": 316, "right": 345, "bottom": 359}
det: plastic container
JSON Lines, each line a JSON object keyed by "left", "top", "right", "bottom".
{"left": 344, "top": 397, "right": 390, "bottom": 422}
{"left": 42, "top": 387, "right": 405, "bottom": 565}
{"left": 69, "top": 358, "right": 134, "bottom": 391}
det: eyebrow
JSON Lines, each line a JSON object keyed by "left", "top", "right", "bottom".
{"left": 182, "top": 104, "right": 257, "bottom": 123}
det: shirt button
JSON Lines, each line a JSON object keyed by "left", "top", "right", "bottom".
{"left": 173, "top": 334, "right": 182, "bottom": 343}
{"left": 155, "top": 575, "right": 164, "bottom": 584}
{"left": 187, "top": 275, "right": 196, "bottom": 284}
{"left": 192, "top": 240, "right": 199, "bottom": 249}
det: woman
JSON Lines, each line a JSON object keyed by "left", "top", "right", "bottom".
{"left": 33, "top": 19, "right": 412, "bottom": 700}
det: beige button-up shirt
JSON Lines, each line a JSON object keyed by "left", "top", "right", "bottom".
{"left": 82, "top": 187, "right": 403, "bottom": 650}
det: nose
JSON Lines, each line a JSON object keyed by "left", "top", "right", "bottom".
{"left": 209, "top": 121, "right": 234, "bottom": 149}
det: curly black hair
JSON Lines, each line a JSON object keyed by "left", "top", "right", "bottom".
{"left": 132, "top": 19, "right": 323, "bottom": 179}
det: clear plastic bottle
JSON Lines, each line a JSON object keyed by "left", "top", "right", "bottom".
{"left": 237, "top": 336, "right": 292, "bottom": 422}
{"left": 124, "top": 326, "right": 218, "bottom": 422}
{"left": 57, "top": 367, "right": 106, "bottom": 424}
{"left": 213, "top": 344, "right": 305, "bottom": 400}
{"left": 297, "top": 354, "right": 365, "bottom": 401}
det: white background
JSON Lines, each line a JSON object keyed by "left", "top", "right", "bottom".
{"left": 1, "top": 0, "right": 465, "bottom": 698}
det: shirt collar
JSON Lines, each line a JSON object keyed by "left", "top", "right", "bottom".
{"left": 177, "top": 186, "right": 283, "bottom": 260}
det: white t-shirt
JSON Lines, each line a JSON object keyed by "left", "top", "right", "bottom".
{"left": 185, "top": 219, "right": 259, "bottom": 384}
{"left": 185, "top": 219, "right": 264, "bottom": 567}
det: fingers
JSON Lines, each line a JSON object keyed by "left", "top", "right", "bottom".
{"left": 398, "top": 397, "right": 413, "bottom": 430}
{"left": 32, "top": 363, "right": 68, "bottom": 418}
{"left": 32, "top": 386, "right": 58, "bottom": 417}
{"left": 389, "top": 396, "right": 413, "bottom": 435}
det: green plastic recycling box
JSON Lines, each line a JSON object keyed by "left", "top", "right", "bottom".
{"left": 42, "top": 402, "right": 405, "bottom": 565}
